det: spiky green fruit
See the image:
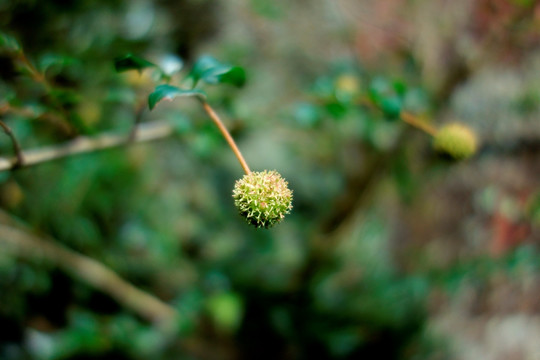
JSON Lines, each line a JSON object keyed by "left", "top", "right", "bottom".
{"left": 232, "top": 170, "right": 293, "bottom": 229}
{"left": 433, "top": 122, "right": 478, "bottom": 160}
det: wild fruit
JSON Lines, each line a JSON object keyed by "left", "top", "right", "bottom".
{"left": 232, "top": 170, "right": 293, "bottom": 229}
{"left": 433, "top": 122, "right": 478, "bottom": 160}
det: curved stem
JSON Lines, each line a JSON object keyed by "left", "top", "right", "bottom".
{"left": 199, "top": 100, "right": 251, "bottom": 175}
{"left": 400, "top": 111, "right": 437, "bottom": 136}
{"left": 16, "top": 51, "right": 77, "bottom": 136}
{"left": 17, "top": 51, "right": 46, "bottom": 84}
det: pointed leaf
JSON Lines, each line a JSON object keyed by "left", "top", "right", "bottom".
{"left": 148, "top": 84, "right": 205, "bottom": 110}
{"left": 114, "top": 54, "right": 157, "bottom": 73}
{"left": 188, "top": 56, "right": 221, "bottom": 84}
{"left": 39, "top": 54, "right": 79, "bottom": 74}
{"left": 187, "top": 55, "right": 246, "bottom": 88}
{"left": 215, "top": 66, "right": 246, "bottom": 87}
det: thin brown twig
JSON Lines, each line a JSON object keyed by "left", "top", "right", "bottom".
{"left": 15, "top": 51, "right": 77, "bottom": 135}
{"left": 0, "top": 103, "right": 73, "bottom": 135}
{"left": 16, "top": 51, "right": 46, "bottom": 84}
{"left": 357, "top": 97, "right": 437, "bottom": 136}
{"left": 0, "top": 119, "right": 24, "bottom": 167}
{"left": 400, "top": 111, "right": 437, "bottom": 136}
{"left": 0, "top": 120, "right": 175, "bottom": 172}
{"left": 199, "top": 100, "right": 251, "bottom": 174}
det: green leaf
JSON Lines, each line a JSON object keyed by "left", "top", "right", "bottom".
{"left": 393, "top": 79, "right": 407, "bottom": 97}
{"left": 148, "top": 84, "right": 205, "bottom": 110}
{"left": 114, "top": 54, "right": 157, "bottom": 73}
{"left": 368, "top": 77, "right": 392, "bottom": 103}
{"left": 216, "top": 66, "right": 246, "bottom": 86}
{"left": 325, "top": 102, "right": 347, "bottom": 120}
{"left": 206, "top": 293, "right": 244, "bottom": 333}
{"left": 380, "top": 95, "right": 402, "bottom": 120}
{"left": 187, "top": 55, "right": 246, "bottom": 88}
{"left": 39, "top": 53, "right": 78, "bottom": 74}
{"left": 0, "top": 32, "right": 21, "bottom": 52}
{"left": 49, "top": 88, "right": 81, "bottom": 107}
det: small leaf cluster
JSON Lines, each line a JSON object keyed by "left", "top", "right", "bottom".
{"left": 292, "top": 65, "right": 479, "bottom": 160}
{"left": 232, "top": 170, "right": 293, "bottom": 229}
{"left": 113, "top": 54, "right": 246, "bottom": 110}
{"left": 368, "top": 76, "right": 407, "bottom": 120}
{"left": 294, "top": 69, "right": 415, "bottom": 126}
{"left": 0, "top": 31, "right": 94, "bottom": 136}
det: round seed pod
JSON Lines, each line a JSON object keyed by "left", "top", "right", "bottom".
{"left": 232, "top": 170, "right": 293, "bottom": 229}
{"left": 433, "top": 122, "right": 478, "bottom": 160}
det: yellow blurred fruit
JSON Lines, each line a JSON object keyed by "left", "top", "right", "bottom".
{"left": 0, "top": 180, "right": 24, "bottom": 208}
{"left": 433, "top": 122, "right": 478, "bottom": 160}
{"left": 335, "top": 74, "right": 361, "bottom": 95}
{"left": 77, "top": 101, "right": 101, "bottom": 127}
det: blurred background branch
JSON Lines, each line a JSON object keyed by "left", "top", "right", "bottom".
{"left": 0, "top": 210, "right": 179, "bottom": 328}
{"left": 0, "top": 120, "right": 175, "bottom": 172}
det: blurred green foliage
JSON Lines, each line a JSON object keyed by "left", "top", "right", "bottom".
{"left": 0, "top": 1, "right": 539, "bottom": 360}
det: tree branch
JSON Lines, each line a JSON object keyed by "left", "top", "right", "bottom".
{"left": 0, "top": 120, "right": 175, "bottom": 172}
{"left": 0, "top": 215, "right": 179, "bottom": 328}
{"left": 401, "top": 111, "right": 437, "bottom": 136}
{"left": 0, "top": 119, "right": 24, "bottom": 167}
